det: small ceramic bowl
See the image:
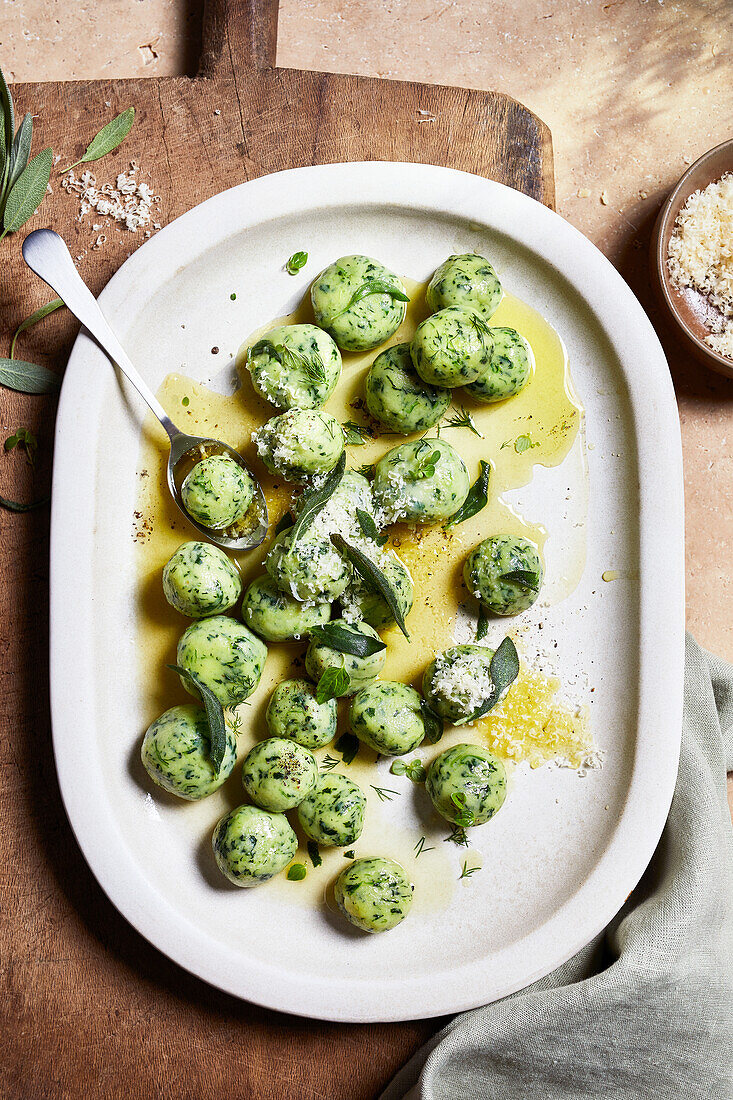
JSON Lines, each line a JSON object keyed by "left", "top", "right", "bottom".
{"left": 651, "top": 137, "right": 733, "bottom": 380}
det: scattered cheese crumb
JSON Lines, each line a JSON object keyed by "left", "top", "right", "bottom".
{"left": 61, "top": 161, "right": 162, "bottom": 235}
{"left": 600, "top": 190, "right": 610, "bottom": 205}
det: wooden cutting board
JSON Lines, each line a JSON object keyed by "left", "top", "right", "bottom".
{"left": 0, "top": 2, "right": 553, "bottom": 1096}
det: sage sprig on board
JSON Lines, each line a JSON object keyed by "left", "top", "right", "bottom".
{"left": 63, "top": 107, "right": 135, "bottom": 172}
{"left": 456, "top": 636, "right": 520, "bottom": 725}
{"left": 0, "top": 492, "right": 49, "bottom": 513}
{"left": 167, "top": 663, "right": 227, "bottom": 774}
{"left": 444, "top": 460, "right": 491, "bottom": 529}
{"left": 0, "top": 358, "right": 60, "bottom": 394}
{"left": 10, "top": 298, "right": 65, "bottom": 359}
{"left": 333, "top": 278, "right": 410, "bottom": 319}
{"left": 331, "top": 533, "right": 410, "bottom": 640}
{"left": 501, "top": 569, "right": 540, "bottom": 592}
{"left": 0, "top": 66, "right": 52, "bottom": 239}
{"left": 5, "top": 428, "right": 37, "bottom": 467}
{"left": 309, "top": 622, "right": 386, "bottom": 658}
{"left": 288, "top": 451, "right": 345, "bottom": 548}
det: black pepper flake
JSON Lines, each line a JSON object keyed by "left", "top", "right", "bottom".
{"left": 211, "top": 346, "right": 219, "bottom": 355}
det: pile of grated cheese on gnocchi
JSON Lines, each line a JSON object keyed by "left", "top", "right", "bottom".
{"left": 141, "top": 252, "right": 559, "bottom": 935}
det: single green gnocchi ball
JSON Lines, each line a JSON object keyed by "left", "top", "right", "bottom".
{"left": 348, "top": 681, "right": 426, "bottom": 755}
{"left": 253, "top": 409, "right": 345, "bottom": 484}
{"left": 266, "top": 528, "right": 351, "bottom": 603}
{"left": 212, "top": 803, "right": 297, "bottom": 887}
{"left": 373, "top": 438, "right": 470, "bottom": 524}
{"left": 241, "top": 737, "right": 318, "bottom": 811}
{"left": 464, "top": 327, "right": 533, "bottom": 404}
{"left": 246, "top": 323, "right": 341, "bottom": 410}
{"left": 176, "top": 614, "right": 267, "bottom": 706}
{"left": 426, "top": 743, "right": 507, "bottom": 825}
{"left": 311, "top": 254, "right": 408, "bottom": 351}
{"left": 340, "top": 551, "right": 414, "bottom": 629}
{"left": 162, "top": 541, "right": 242, "bottom": 619}
{"left": 334, "top": 857, "right": 414, "bottom": 933}
{"left": 426, "top": 253, "right": 503, "bottom": 319}
{"left": 242, "top": 575, "right": 331, "bottom": 643}
{"left": 266, "top": 678, "right": 337, "bottom": 749}
{"left": 464, "top": 535, "right": 543, "bottom": 616}
{"left": 410, "top": 306, "right": 495, "bottom": 388}
{"left": 422, "top": 643, "right": 496, "bottom": 724}
{"left": 305, "top": 619, "right": 386, "bottom": 695}
{"left": 141, "top": 703, "right": 237, "bottom": 800}
{"left": 181, "top": 454, "right": 255, "bottom": 530}
{"left": 297, "top": 772, "right": 366, "bottom": 846}
{"left": 365, "top": 343, "right": 451, "bottom": 434}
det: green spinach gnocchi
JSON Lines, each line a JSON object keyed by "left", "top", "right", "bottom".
{"left": 246, "top": 323, "right": 341, "bottom": 410}
{"left": 241, "top": 737, "right": 318, "bottom": 811}
{"left": 464, "top": 534, "right": 543, "bottom": 616}
{"left": 348, "top": 681, "right": 426, "bottom": 755}
{"left": 422, "top": 643, "right": 496, "bottom": 724}
{"left": 241, "top": 574, "right": 331, "bottom": 643}
{"left": 410, "top": 306, "right": 494, "bottom": 388}
{"left": 176, "top": 614, "right": 267, "bottom": 707}
{"left": 266, "top": 527, "right": 351, "bottom": 603}
{"left": 297, "top": 772, "right": 367, "bottom": 846}
{"left": 311, "top": 254, "right": 408, "bottom": 351}
{"left": 334, "top": 857, "right": 414, "bottom": 933}
{"left": 181, "top": 454, "right": 254, "bottom": 530}
{"left": 426, "top": 743, "right": 507, "bottom": 826}
{"left": 465, "top": 326, "right": 533, "bottom": 404}
{"left": 340, "top": 550, "right": 414, "bottom": 629}
{"left": 365, "top": 342, "right": 451, "bottom": 434}
{"left": 426, "top": 252, "right": 503, "bottom": 319}
{"left": 253, "top": 409, "right": 344, "bottom": 484}
{"left": 162, "top": 541, "right": 242, "bottom": 619}
{"left": 373, "top": 438, "right": 470, "bottom": 524}
{"left": 141, "top": 703, "right": 237, "bottom": 800}
{"left": 265, "top": 678, "right": 337, "bottom": 749}
{"left": 212, "top": 804, "right": 297, "bottom": 887}
{"left": 305, "top": 619, "right": 385, "bottom": 695}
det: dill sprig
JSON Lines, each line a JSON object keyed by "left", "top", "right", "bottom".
{"left": 442, "top": 406, "right": 483, "bottom": 438}
{"left": 459, "top": 860, "right": 481, "bottom": 880}
{"left": 413, "top": 836, "right": 435, "bottom": 858}
{"left": 370, "top": 785, "right": 400, "bottom": 802}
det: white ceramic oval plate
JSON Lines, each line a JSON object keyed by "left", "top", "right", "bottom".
{"left": 50, "top": 163, "right": 684, "bottom": 1022}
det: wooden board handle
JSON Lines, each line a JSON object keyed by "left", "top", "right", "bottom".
{"left": 200, "top": 0, "right": 279, "bottom": 75}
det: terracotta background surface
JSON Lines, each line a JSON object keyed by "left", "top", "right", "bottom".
{"left": 1, "top": 2, "right": 731, "bottom": 828}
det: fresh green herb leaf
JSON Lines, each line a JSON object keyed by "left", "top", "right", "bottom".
{"left": 5, "top": 112, "right": 33, "bottom": 205}
{"left": 331, "top": 533, "right": 410, "bottom": 640}
{"left": 63, "top": 107, "right": 135, "bottom": 172}
{"left": 356, "top": 462, "right": 375, "bottom": 479}
{"left": 420, "top": 699, "right": 444, "bottom": 745}
{"left": 459, "top": 860, "right": 481, "bottom": 880}
{"left": 250, "top": 338, "right": 326, "bottom": 386}
{"left": 181, "top": 396, "right": 190, "bottom": 407}
{"left": 230, "top": 292, "right": 237, "bottom": 300}
{"left": 315, "top": 664, "right": 351, "bottom": 705}
{"left": 371, "top": 785, "right": 400, "bottom": 802}
{"left": 342, "top": 420, "right": 374, "bottom": 447}
{"left": 0, "top": 357, "right": 60, "bottom": 394}
{"left": 444, "top": 824, "right": 469, "bottom": 847}
{"left": 343, "top": 849, "right": 355, "bottom": 859}
{"left": 166, "top": 663, "right": 227, "bottom": 774}
{"left": 309, "top": 621, "right": 386, "bottom": 658}
{"left": 501, "top": 569, "right": 540, "bottom": 592}
{"left": 0, "top": 65, "right": 15, "bottom": 196}
{"left": 444, "top": 460, "right": 491, "bottom": 529}
{"left": 335, "top": 731, "right": 360, "bottom": 764}
{"left": 273, "top": 511, "right": 295, "bottom": 536}
{"left": 285, "top": 250, "right": 308, "bottom": 275}
{"left": 306, "top": 841, "right": 322, "bottom": 868}
{"left": 10, "top": 298, "right": 65, "bottom": 359}
{"left": 289, "top": 451, "right": 345, "bottom": 547}
{"left": 355, "top": 507, "right": 388, "bottom": 546}
{"left": 2, "top": 146, "right": 53, "bottom": 236}
{"left": 476, "top": 604, "right": 490, "bottom": 641}
{"left": 442, "top": 405, "right": 483, "bottom": 438}
{"left": 332, "top": 278, "right": 410, "bottom": 320}
{"left": 287, "top": 863, "right": 307, "bottom": 881}
{"left": 390, "top": 760, "right": 406, "bottom": 776}
{"left": 5, "top": 428, "right": 37, "bottom": 466}
{"left": 390, "top": 758, "right": 426, "bottom": 782}
{"left": 450, "top": 791, "right": 476, "bottom": 828}
{"left": 320, "top": 753, "right": 340, "bottom": 772}
{"left": 414, "top": 836, "right": 435, "bottom": 858}
{"left": 414, "top": 446, "right": 441, "bottom": 480}
{"left": 514, "top": 433, "right": 540, "bottom": 454}
{"left": 457, "top": 636, "right": 520, "bottom": 724}
{"left": 0, "top": 492, "right": 49, "bottom": 513}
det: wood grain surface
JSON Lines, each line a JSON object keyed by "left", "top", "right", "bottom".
{"left": 0, "top": 2, "right": 553, "bottom": 1096}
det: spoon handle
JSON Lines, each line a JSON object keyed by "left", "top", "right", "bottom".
{"left": 22, "top": 228, "right": 180, "bottom": 440}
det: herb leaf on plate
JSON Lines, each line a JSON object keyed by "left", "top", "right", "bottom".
{"left": 456, "top": 636, "right": 520, "bottom": 724}
{"left": 334, "top": 731, "right": 360, "bottom": 764}
{"left": 285, "top": 251, "right": 308, "bottom": 275}
{"left": 289, "top": 451, "right": 345, "bottom": 548}
{"left": 316, "top": 664, "right": 351, "bottom": 704}
{"left": 444, "top": 460, "right": 490, "bottom": 529}
{"left": 331, "top": 533, "right": 410, "bottom": 640}
{"left": 309, "top": 621, "right": 386, "bottom": 658}
{"left": 167, "top": 663, "right": 227, "bottom": 774}
{"left": 501, "top": 569, "right": 540, "bottom": 592}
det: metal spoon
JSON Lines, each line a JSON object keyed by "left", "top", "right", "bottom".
{"left": 22, "top": 228, "right": 268, "bottom": 551}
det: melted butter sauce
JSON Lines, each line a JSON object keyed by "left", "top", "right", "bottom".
{"left": 133, "top": 276, "right": 591, "bottom": 910}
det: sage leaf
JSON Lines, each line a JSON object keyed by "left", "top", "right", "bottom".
{"left": 501, "top": 569, "right": 540, "bottom": 593}
{"left": 444, "top": 460, "right": 491, "bottom": 529}
{"left": 0, "top": 357, "right": 60, "bottom": 394}
{"left": 355, "top": 507, "right": 388, "bottom": 545}
{"left": 10, "top": 298, "right": 65, "bottom": 359}
{"left": 476, "top": 603, "right": 490, "bottom": 641}
{"left": 456, "top": 636, "right": 520, "bottom": 725}
{"left": 289, "top": 450, "right": 345, "bottom": 547}
{"left": 273, "top": 511, "right": 294, "bottom": 537}
{"left": 335, "top": 731, "right": 360, "bottom": 764}
{"left": 333, "top": 278, "right": 410, "bottom": 320}
{"left": 0, "top": 65, "right": 14, "bottom": 190}
{"left": 167, "top": 663, "right": 227, "bottom": 774}
{"left": 420, "top": 699, "right": 444, "bottom": 745}
{"left": 0, "top": 492, "right": 49, "bottom": 513}
{"left": 306, "top": 841, "right": 322, "bottom": 868}
{"left": 285, "top": 250, "right": 308, "bottom": 275}
{"left": 64, "top": 107, "right": 135, "bottom": 171}
{"left": 316, "top": 665, "right": 351, "bottom": 704}
{"left": 309, "top": 622, "right": 386, "bottom": 658}
{"left": 331, "top": 533, "right": 410, "bottom": 640}
{"left": 2, "top": 146, "right": 53, "bottom": 235}
{"left": 450, "top": 791, "right": 476, "bottom": 828}
{"left": 5, "top": 112, "right": 33, "bottom": 201}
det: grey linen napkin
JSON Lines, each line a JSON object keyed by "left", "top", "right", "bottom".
{"left": 382, "top": 635, "right": 733, "bottom": 1100}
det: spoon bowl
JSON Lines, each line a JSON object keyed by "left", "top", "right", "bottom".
{"left": 22, "top": 228, "right": 268, "bottom": 551}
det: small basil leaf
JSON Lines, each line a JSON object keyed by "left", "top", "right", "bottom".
{"left": 287, "top": 863, "right": 307, "bottom": 880}
{"left": 444, "top": 460, "right": 491, "bottom": 529}
{"left": 450, "top": 791, "right": 476, "bottom": 828}
{"left": 289, "top": 451, "right": 345, "bottom": 547}
{"left": 331, "top": 533, "right": 410, "bottom": 640}
{"left": 167, "top": 663, "right": 227, "bottom": 774}
{"left": 285, "top": 251, "right": 308, "bottom": 275}
{"left": 309, "top": 622, "right": 386, "bottom": 658}
{"left": 315, "top": 665, "right": 351, "bottom": 704}
{"left": 501, "top": 569, "right": 540, "bottom": 592}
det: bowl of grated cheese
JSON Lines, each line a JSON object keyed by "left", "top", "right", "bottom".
{"left": 652, "top": 138, "right": 733, "bottom": 379}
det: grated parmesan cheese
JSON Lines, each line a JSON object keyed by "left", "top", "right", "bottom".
{"left": 667, "top": 172, "right": 733, "bottom": 358}
{"left": 61, "top": 161, "right": 162, "bottom": 235}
